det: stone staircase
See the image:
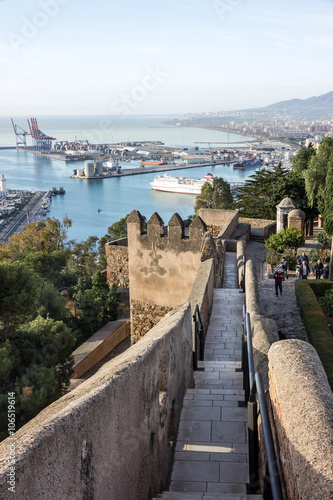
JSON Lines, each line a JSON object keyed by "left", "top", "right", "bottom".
{"left": 222, "top": 252, "right": 238, "bottom": 289}
{"left": 153, "top": 274, "right": 262, "bottom": 499}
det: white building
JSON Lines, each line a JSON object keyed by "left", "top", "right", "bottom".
{"left": 0, "top": 174, "right": 8, "bottom": 197}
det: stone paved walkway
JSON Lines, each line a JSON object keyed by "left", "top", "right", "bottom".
{"left": 153, "top": 288, "right": 262, "bottom": 499}
{"left": 222, "top": 253, "right": 238, "bottom": 289}
{"left": 259, "top": 276, "right": 308, "bottom": 342}
{"left": 246, "top": 239, "right": 308, "bottom": 343}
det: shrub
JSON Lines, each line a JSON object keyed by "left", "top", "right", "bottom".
{"left": 310, "top": 248, "right": 330, "bottom": 264}
{"left": 321, "top": 289, "right": 333, "bottom": 316}
{"left": 281, "top": 251, "right": 297, "bottom": 270}
{"left": 265, "top": 227, "right": 304, "bottom": 255}
{"left": 317, "top": 230, "right": 331, "bottom": 249}
{"left": 295, "top": 280, "right": 333, "bottom": 390}
{"left": 266, "top": 248, "right": 280, "bottom": 267}
{"left": 309, "top": 281, "right": 333, "bottom": 297}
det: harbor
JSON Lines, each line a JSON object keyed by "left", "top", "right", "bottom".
{"left": 70, "top": 159, "right": 234, "bottom": 179}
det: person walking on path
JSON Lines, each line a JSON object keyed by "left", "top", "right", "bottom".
{"left": 296, "top": 259, "right": 302, "bottom": 279}
{"left": 300, "top": 252, "right": 309, "bottom": 264}
{"left": 314, "top": 260, "right": 323, "bottom": 279}
{"left": 322, "top": 263, "right": 329, "bottom": 279}
{"left": 300, "top": 252, "right": 311, "bottom": 273}
{"left": 301, "top": 260, "right": 310, "bottom": 279}
{"left": 273, "top": 268, "right": 284, "bottom": 297}
{"left": 281, "top": 256, "right": 289, "bottom": 279}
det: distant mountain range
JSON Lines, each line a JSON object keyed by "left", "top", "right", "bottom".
{"left": 242, "top": 91, "right": 333, "bottom": 117}
{"left": 261, "top": 91, "right": 333, "bottom": 112}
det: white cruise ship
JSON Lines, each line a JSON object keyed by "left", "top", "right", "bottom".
{"left": 150, "top": 173, "right": 213, "bottom": 195}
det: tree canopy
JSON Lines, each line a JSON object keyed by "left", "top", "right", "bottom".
{"left": 234, "top": 165, "right": 317, "bottom": 220}
{"left": 265, "top": 227, "right": 305, "bottom": 255}
{"left": 0, "top": 216, "right": 72, "bottom": 260}
{"left": 0, "top": 214, "right": 122, "bottom": 440}
{"left": 194, "top": 177, "right": 233, "bottom": 213}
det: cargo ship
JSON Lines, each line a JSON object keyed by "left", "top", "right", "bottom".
{"left": 233, "top": 157, "right": 262, "bottom": 169}
{"left": 141, "top": 160, "right": 167, "bottom": 166}
{"left": 150, "top": 173, "right": 213, "bottom": 195}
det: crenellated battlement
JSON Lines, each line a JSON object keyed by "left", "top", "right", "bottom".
{"left": 127, "top": 210, "right": 208, "bottom": 342}
{"left": 127, "top": 210, "right": 207, "bottom": 254}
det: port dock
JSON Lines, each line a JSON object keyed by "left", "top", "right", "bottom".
{"left": 70, "top": 159, "right": 235, "bottom": 179}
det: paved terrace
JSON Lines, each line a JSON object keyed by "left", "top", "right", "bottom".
{"left": 154, "top": 253, "right": 262, "bottom": 500}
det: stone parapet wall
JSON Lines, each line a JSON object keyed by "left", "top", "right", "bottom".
{"left": 189, "top": 258, "right": 215, "bottom": 343}
{"left": 236, "top": 240, "right": 246, "bottom": 289}
{"left": 239, "top": 217, "right": 275, "bottom": 228}
{"left": 130, "top": 299, "right": 173, "bottom": 344}
{"left": 198, "top": 209, "right": 239, "bottom": 240}
{"left": 239, "top": 217, "right": 276, "bottom": 238}
{"left": 127, "top": 211, "right": 207, "bottom": 310}
{"left": 206, "top": 224, "right": 222, "bottom": 237}
{"left": 268, "top": 340, "right": 333, "bottom": 500}
{"left": 0, "top": 303, "right": 192, "bottom": 500}
{"left": 245, "top": 259, "right": 279, "bottom": 391}
{"left": 201, "top": 233, "right": 225, "bottom": 288}
{"left": 106, "top": 239, "right": 129, "bottom": 287}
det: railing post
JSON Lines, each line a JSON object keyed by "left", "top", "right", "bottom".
{"left": 192, "top": 313, "right": 198, "bottom": 371}
{"left": 242, "top": 255, "right": 246, "bottom": 293}
{"left": 256, "top": 372, "right": 283, "bottom": 500}
{"left": 242, "top": 304, "right": 249, "bottom": 402}
{"left": 248, "top": 392, "right": 259, "bottom": 492}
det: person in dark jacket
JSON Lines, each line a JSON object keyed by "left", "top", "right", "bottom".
{"left": 280, "top": 256, "right": 289, "bottom": 279}
{"left": 322, "top": 263, "right": 329, "bottom": 279}
{"left": 273, "top": 268, "right": 284, "bottom": 297}
{"left": 301, "top": 260, "right": 310, "bottom": 279}
{"left": 314, "top": 260, "right": 323, "bottom": 279}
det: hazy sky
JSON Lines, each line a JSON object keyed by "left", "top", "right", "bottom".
{"left": 1, "top": 0, "right": 333, "bottom": 115}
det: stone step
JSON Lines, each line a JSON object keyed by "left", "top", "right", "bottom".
{"left": 153, "top": 491, "right": 263, "bottom": 499}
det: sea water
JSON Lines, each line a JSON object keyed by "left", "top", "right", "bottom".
{"left": 0, "top": 115, "right": 259, "bottom": 242}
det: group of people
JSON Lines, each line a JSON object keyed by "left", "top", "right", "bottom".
{"left": 273, "top": 253, "right": 330, "bottom": 297}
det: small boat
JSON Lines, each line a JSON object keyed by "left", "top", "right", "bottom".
{"left": 233, "top": 157, "right": 261, "bottom": 169}
{"left": 141, "top": 160, "right": 167, "bottom": 166}
{"left": 97, "top": 208, "right": 102, "bottom": 212}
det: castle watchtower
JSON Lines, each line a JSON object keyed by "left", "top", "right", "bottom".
{"left": 276, "top": 197, "right": 297, "bottom": 232}
{"left": 288, "top": 208, "right": 306, "bottom": 234}
{"left": 127, "top": 210, "right": 207, "bottom": 343}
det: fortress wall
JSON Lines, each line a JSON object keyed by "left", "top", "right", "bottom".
{"left": 236, "top": 240, "right": 246, "bottom": 288}
{"left": 245, "top": 258, "right": 279, "bottom": 495}
{"left": 106, "top": 238, "right": 129, "bottom": 287}
{"left": 0, "top": 303, "right": 192, "bottom": 500}
{"left": 130, "top": 301, "right": 173, "bottom": 344}
{"left": 198, "top": 208, "right": 239, "bottom": 239}
{"left": 127, "top": 211, "right": 206, "bottom": 309}
{"left": 268, "top": 340, "right": 333, "bottom": 500}
{"left": 127, "top": 211, "right": 207, "bottom": 342}
{"left": 189, "top": 258, "right": 215, "bottom": 349}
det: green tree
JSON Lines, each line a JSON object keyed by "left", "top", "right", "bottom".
{"left": 323, "top": 161, "right": 333, "bottom": 278}
{"left": 194, "top": 177, "right": 233, "bottom": 212}
{"left": 265, "top": 227, "right": 305, "bottom": 255}
{"left": 23, "top": 250, "right": 69, "bottom": 288}
{"left": 0, "top": 316, "right": 75, "bottom": 440}
{"left": 0, "top": 216, "right": 72, "bottom": 260}
{"left": 0, "top": 261, "right": 40, "bottom": 329}
{"left": 303, "top": 137, "right": 333, "bottom": 211}
{"left": 73, "top": 271, "right": 120, "bottom": 345}
{"left": 290, "top": 143, "right": 316, "bottom": 174}
{"left": 37, "top": 282, "right": 68, "bottom": 321}
{"left": 235, "top": 165, "right": 317, "bottom": 221}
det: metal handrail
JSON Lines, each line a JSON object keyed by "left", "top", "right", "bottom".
{"left": 242, "top": 302, "right": 283, "bottom": 500}
{"left": 255, "top": 372, "right": 283, "bottom": 500}
{"left": 192, "top": 305, "right": 205, "bottom": 371}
